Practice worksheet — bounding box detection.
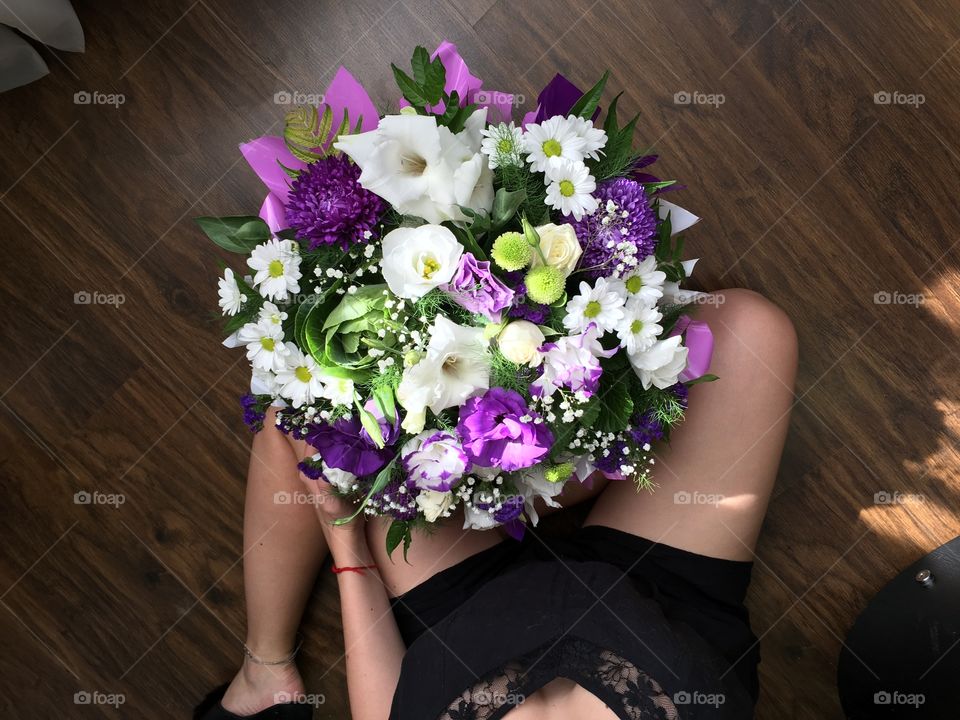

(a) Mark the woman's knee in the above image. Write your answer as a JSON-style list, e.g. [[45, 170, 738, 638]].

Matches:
[[702, 288, 798, 379]]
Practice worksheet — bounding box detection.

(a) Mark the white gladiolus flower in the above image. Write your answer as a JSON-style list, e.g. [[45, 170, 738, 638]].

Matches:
[[417, 490, 455, 522], [334, 109, 493, 223], [275, 343, 326, 408], [218, 267, 246, 316], [629, 335, 689, 390], [380, 224, 464, 300], [522, 115, 587, 172], [530, 223, 582, 277], [617, 303, 663, 355], [237, 319, 288, 373], [247, 238, 301, 302], [544, 157, 598, 221], [563, 277, 626, 335], [396, 317, 490, 433], [497, 320, 545, 367]]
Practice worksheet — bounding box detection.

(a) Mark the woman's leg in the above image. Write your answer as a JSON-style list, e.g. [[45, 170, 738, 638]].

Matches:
[[220, 407, 328, 715], [586, 289, 798, 560]]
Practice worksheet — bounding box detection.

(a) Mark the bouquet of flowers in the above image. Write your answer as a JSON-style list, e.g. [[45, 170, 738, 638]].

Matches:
[[203, 42, 715, 554]]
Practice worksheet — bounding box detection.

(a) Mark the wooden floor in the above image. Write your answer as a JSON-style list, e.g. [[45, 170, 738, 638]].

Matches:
[[2, 0, 959, 717]]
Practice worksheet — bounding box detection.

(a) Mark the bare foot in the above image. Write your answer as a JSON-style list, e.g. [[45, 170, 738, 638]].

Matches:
[[220, 659, 305, 716]]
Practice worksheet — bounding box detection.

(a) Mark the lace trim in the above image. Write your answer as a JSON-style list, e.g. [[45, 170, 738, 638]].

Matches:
[[437, 637, 678, 720]]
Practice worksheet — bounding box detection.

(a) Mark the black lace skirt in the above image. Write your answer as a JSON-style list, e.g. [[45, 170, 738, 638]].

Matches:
[[390, 525, 761, 708]]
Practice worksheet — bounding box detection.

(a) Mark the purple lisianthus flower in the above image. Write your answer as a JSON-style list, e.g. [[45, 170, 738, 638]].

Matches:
[[571, 178, 657, 278], [457, 388, 553, 471], [285, 154, 384, 250], [401, 430, 469, 492], [531, 325, 616, 399], [303, 409, 396, 477], [443, 252, 515, 321]]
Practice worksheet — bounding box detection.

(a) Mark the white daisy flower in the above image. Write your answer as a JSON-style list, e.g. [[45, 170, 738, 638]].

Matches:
[[570, 116, 608, 160], [258, 301, 288, 327], [319, 372, 356, 407], [480, 121, 524, 169], [622, 255, 667, 308], [275, 343, 325, 408], [617, 303, 663, 355], [217, 267, 246, 316], [544, 157, 598, 221], [522, 115, 587, 172], [237, 320, 288, 373], [563, 277, 626, 335], [248, 238, 302, 302]]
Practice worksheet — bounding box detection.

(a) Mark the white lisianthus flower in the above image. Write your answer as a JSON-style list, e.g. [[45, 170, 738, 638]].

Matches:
[[570, 116, 608, 160], [218, 268, 246, 316], [334, 109, 493, 223], [522, 115, 587, 172], [530, 223, 582, 277], [416, 489, 455, 522], [622, 255, 667, 308], [237, 319, 288, 373], [381, 225, 464, 300], [629, 335, 689, 390], [544, 157, 598, 221], [401, 430, 469, 492], [617, 303, 663, 355], [396, 316, 490, 433], [258, 301, 288, 327], [275, 342, 326, 408], [248, 238, 301, 302], [319, 459, 357, 493], [497, 320, 545, 367], [480, 121, 524, 169], [563, 277, 626, 335]]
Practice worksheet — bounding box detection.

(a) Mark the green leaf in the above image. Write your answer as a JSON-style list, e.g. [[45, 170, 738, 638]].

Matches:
[[594, 359, 635, 434], [196, 216, 270, 253], [603, 92, 623, 136], [424, 56, 446, 105], [385, 520, 413, 561], [411, 46, 431, 87], [643, 180, 677, 193], [391, 64, 429, 107], [373, 384, 397, 424], [685, 373, 719, 387], [321, 284, 387, 332], [491, 188, 526, 230], [569, 71, 610, 119]]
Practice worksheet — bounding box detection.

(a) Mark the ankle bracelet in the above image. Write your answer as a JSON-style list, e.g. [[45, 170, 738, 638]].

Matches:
[[243, 636, 302, 666]]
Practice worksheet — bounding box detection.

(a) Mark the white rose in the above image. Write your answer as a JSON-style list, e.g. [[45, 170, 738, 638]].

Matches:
[[531, 223, 582, 277], [381, 225, 464, 300], [497, 320, 545, 367], [628, 335, 689, 390], [334, 109, 493, 224], [416, 490, 454, 522]]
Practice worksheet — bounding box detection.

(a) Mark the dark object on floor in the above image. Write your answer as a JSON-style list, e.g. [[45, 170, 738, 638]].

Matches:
[[838, 535, 960, 719], [193, 683, 312, 720]]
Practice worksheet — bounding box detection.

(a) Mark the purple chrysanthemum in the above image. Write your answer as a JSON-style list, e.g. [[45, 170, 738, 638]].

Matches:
[[285, 155, 384, 250], [571, 178, 658, 278]]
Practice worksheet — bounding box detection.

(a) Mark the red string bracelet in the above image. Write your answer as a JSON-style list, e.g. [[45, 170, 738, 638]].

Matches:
[[331, 564, 379, 575]]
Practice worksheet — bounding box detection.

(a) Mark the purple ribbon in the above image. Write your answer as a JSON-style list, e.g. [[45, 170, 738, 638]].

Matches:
[[670, 315, 714, 382]]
